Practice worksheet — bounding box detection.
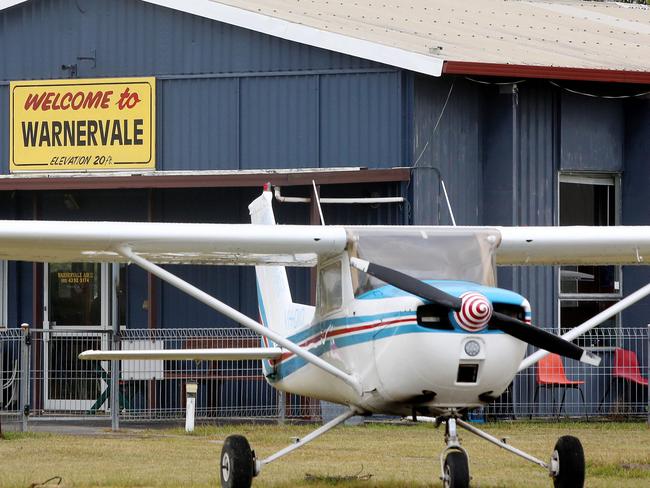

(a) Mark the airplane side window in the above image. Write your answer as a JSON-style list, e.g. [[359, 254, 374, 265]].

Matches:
[[318, 261, 342, 315]]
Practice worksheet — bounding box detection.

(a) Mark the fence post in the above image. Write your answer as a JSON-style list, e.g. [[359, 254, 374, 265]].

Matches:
[[110, 334, 120, 432], [647, 325, 649, 426], [111, 263, 120, 432], [20, 323, 30, 433]]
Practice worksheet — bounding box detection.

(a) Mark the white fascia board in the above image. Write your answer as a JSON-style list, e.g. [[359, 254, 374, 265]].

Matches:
[[142, 0, 443, 77], [0, 0, 29, 10]]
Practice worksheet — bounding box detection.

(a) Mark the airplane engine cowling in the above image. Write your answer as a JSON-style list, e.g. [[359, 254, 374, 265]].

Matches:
[[371, 330, 527, 408]]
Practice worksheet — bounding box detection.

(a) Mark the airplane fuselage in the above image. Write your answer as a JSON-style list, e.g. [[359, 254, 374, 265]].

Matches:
[[264, 281, 530, 416]]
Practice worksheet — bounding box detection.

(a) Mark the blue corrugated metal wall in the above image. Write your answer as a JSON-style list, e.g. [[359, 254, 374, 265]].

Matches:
[[512, 83, 557, 330], [560, 92, 623, 172], [480, 81, 556, 328], [622, 100, 650, 326], [411, 76, 482, 226], [412, 77, 650, 330], [0, 0, 405, 173], [0, 0, 377, 79]]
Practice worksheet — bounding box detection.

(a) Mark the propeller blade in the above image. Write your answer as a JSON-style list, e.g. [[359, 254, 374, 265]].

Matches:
[[350, 257, 601, 367], [491, 312, 601, 366], [350, 257, 461, 310]]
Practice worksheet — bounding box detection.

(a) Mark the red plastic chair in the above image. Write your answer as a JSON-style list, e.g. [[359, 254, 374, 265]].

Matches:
[[534, 353, 586, 417], [600, 348, 648, 411], [613, 348, 648, 386]]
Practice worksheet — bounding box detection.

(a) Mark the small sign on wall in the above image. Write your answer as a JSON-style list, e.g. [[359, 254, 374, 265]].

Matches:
[[121, 340, 164, 381], [9, 77, 156, 172]]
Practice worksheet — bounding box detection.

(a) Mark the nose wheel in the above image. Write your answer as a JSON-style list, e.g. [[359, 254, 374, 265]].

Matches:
[[443, 450, 470, 488]]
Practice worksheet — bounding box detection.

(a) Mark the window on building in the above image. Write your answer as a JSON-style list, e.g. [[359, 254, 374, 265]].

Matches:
[[558, 174, 620, 347]]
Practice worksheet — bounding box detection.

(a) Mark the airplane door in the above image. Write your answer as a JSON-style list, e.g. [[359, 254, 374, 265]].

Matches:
[[43, 262, 112, 411]]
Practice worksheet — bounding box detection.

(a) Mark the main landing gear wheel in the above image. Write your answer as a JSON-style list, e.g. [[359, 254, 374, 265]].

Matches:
[[443, 451, 470, 488], [550, 435, 585, 488], [220, 435, 255, 488]]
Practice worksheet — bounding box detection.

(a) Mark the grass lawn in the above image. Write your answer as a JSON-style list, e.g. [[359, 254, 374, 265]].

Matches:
[[1, 421, 649, 487]]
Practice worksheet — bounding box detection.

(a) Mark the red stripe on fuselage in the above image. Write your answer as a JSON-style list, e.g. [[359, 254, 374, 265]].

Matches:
[[271, 316, 416, 365]]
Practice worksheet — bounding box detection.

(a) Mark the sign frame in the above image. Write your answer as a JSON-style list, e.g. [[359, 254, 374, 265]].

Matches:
[[9, 76, 156, 172]]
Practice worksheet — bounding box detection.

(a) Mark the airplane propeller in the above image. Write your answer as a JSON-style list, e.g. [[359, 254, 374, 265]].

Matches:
[[350, 257, 601, 367]]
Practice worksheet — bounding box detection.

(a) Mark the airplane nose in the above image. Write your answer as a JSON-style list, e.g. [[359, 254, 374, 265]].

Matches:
[[452, 292, 492, 332]]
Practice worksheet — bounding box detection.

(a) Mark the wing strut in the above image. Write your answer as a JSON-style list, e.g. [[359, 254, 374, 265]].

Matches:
[[116, 245, 362, 394]]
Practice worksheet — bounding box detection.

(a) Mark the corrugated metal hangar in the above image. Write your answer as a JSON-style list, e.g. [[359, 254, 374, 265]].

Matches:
[[0, 0, 649, 411]]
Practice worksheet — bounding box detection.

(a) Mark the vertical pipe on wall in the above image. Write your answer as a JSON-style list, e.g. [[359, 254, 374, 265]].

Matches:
[[147, 188, 157, 330], [316, 75, 321, 168], [31, 194, 42, 412], [146, 189, 157, 411], [510, 85, 520, 296], [511, 84, 519, 227]]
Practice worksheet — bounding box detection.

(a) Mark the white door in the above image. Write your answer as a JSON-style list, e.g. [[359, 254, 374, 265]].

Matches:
[[43, 262, 111, 411]]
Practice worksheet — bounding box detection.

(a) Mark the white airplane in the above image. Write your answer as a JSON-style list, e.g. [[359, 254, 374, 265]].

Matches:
[[1, 186, 650, 488]]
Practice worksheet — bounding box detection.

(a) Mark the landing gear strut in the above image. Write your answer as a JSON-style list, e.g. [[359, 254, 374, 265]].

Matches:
[[435, 413, 585, 488], [439, 417, 470, 488], [218, 408, 357, 488]]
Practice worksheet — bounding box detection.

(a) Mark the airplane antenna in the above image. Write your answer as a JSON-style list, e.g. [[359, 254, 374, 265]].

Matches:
[[312, 180, 325, 226], [440, 179, 456, 226]]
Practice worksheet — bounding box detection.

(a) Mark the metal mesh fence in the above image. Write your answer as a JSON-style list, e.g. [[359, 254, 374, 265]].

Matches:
[[484, 327, 649, 420], [1, 326, 647, 429], [0, 328, 23, 427], [118, 328, 319, 421]]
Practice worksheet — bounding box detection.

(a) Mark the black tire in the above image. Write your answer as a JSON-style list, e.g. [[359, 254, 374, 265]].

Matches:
[[443, 451, 470, 488], [552, 435, 585, 488], [220, 435, 254, 488]]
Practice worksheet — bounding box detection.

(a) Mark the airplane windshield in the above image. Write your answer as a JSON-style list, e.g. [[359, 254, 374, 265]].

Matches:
[[345, 227, 500, 296]]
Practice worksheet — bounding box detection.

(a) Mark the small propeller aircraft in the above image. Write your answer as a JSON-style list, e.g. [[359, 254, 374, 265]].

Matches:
[[2, 186, 650, 488]]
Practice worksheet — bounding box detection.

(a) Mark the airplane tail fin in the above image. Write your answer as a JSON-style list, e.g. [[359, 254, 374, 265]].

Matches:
[[249, 189, 313, 338]]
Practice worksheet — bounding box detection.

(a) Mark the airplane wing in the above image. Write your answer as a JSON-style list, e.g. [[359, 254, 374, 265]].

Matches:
[[344, 225, 650, 266], [0, 221, 648, 266], [79, 347, 283, 361], [0, 220, 347, 266], [495, 226, 650, 265]]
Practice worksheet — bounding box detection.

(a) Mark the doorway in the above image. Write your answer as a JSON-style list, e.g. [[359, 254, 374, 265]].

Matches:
[[42, 262, 121, 411]]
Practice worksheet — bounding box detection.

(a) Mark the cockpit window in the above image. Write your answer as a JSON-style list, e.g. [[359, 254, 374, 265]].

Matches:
[[318, 260, 342, 315], [346, 227, 500, 296]]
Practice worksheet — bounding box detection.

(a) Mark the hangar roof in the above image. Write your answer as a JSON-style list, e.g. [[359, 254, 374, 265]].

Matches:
[[2, 0, 650, 81]]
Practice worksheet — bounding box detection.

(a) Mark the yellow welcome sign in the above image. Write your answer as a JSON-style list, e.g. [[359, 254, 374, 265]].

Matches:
[[10, 77, 156, 172]]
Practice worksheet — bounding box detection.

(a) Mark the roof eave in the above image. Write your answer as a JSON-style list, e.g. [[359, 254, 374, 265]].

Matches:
[[443, 61, 650, 85]]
